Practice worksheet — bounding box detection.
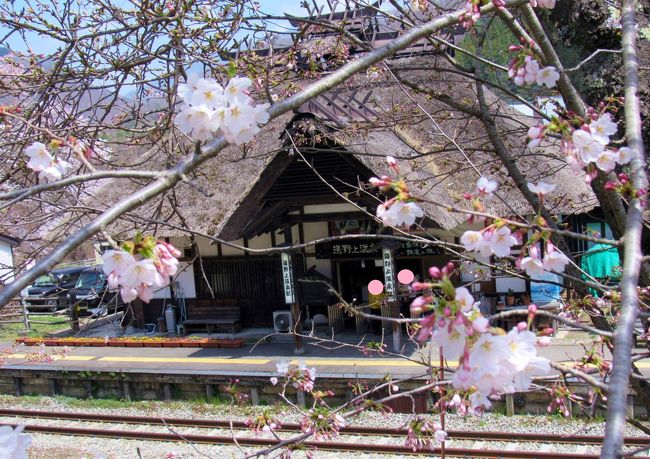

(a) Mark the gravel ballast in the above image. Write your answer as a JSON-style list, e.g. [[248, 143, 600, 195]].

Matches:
[[0, 395, 647, 458]]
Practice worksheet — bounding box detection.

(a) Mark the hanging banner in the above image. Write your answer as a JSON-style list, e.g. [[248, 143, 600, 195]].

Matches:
[[382, 248, 395, 299], [281, 253, 295, 304]]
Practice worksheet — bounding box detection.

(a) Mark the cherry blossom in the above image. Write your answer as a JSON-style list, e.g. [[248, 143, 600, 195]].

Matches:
[[24, 142, 52, 170], [489, 226, 518, 257], [24, 142, 71, 182], [476, 176, 497, 197], [595, 149, 619, 173], [377, 200, 423, 227], [536, 66, 560, 88], [0, 424, 32, 459], [455, 287, 477, 312], [527, 181, 556, 195], [590, 113, 618, 145], [460, 230, 485, 252], [618, 146, 636, 164], [520, 245, 545, 277], [190, 78, 225, 108], [542, 241, 571, 272], [527, 125, 545, 147], [433, 319, 467, 360], [174, 75, 268, 145]]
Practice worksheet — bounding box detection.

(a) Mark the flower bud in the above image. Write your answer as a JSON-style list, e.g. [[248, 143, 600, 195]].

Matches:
[[428, 266, 441, 279]]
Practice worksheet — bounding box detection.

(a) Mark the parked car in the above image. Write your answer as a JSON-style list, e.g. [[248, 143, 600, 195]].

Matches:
[[68, 266, 122, 315], [22, 266, 89, 312]]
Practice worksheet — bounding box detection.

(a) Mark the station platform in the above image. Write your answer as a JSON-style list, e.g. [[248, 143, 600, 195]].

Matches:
[[2, 337, 649, 379]]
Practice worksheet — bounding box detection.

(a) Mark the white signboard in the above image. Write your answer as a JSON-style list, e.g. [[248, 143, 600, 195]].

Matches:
[[382, 248, 395, 299], [281, 253, 295, 304]]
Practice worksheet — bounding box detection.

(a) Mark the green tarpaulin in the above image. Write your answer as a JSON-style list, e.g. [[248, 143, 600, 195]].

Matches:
[[581, 244, 621, 296]]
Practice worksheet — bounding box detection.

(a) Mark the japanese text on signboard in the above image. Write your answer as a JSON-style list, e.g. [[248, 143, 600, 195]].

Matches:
[[281, 253, 295, 304]]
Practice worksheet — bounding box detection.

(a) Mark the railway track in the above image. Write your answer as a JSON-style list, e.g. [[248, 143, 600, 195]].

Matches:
[[1, 408, 649, 458]]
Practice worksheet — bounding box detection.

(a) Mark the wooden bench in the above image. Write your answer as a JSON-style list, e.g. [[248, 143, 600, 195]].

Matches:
[[182, 300, 242, 335]]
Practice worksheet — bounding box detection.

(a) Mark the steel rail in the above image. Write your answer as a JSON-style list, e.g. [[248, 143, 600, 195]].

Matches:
[[1, 408, 649, 448], [3, 421, 647, 459]]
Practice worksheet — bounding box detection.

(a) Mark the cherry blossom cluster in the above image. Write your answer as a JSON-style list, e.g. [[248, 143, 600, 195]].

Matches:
[[519, 240, 570, 277], [101, 236, 180, 303], [361, 340, 386, 357], [547, 382, 573, 417], [174, 74, 269, 145], [370, 157, 424, 227], [24, 141, 71, 182], [0, 424, 32, 458], [528, 106, 639, 183], [404, 417, 447, 452], [508, 44, 559, 88], [605, 172, 648, 206], [222, 378, 249, 405], [409, 265, 551, 409], [299, 406, 347, 440], [245, 410, 282, 435], [274, 360, 317, 392]]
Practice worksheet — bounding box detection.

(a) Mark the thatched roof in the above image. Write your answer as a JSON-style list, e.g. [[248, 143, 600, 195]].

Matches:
[[90, 55, 595, 241]]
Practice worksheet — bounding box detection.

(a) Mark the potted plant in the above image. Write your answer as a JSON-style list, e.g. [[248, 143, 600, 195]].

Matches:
[[182, 336, 207, 347], [161, 337, 185, 348], [200, 338, 221, 349], [505, 289, 516, 307]]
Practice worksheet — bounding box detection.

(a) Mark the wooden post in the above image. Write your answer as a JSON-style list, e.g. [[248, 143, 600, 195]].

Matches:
[[21, 298, 30, 332], [250, 387, 260, 405], [205, 383, 214, 401], [70, 304, 80, 332], [123, 381, 132, 401], [281, 226, 303, 355], [382, 249, 401, 353], [132, 299, 146, 329], [505, 394, 515, 416]]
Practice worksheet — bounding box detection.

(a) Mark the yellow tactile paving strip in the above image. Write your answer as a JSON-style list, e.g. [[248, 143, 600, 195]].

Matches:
[[3, 354, 649, 368]]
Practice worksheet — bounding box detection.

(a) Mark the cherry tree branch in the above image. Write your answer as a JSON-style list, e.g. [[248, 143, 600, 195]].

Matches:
[[602, 0, 649, 456]]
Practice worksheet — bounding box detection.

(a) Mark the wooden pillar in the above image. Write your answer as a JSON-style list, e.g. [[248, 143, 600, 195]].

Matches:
[[250, 387, 260, 405], [162, 383, 172, 401], [205, 383, 214, 401], [282, 226, 303, 355], [123, 381, 132, 401], [382, 248, 402, 352], [70, 304, 80, 332], [132, 299, 146, 329]]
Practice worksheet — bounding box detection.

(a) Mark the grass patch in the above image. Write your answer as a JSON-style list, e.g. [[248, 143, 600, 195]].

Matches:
[[0, 314, 70, 341]]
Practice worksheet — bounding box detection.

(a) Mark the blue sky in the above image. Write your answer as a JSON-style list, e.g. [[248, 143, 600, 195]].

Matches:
[[1, 0, 338, 54]]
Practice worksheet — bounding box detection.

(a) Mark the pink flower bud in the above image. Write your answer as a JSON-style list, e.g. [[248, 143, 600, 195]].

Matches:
[[428, 266, 441, 279], [604, 181, 617, 191], [516, 321, 528, 331], [528, 304, 538, 314]]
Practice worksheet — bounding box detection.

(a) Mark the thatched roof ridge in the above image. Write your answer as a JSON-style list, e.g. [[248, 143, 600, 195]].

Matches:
[[91, 56, 596, 241]]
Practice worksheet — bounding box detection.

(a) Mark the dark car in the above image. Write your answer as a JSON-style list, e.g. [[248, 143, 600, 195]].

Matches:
[[68, 266, 122, 315], [22, 266, 88, 312]]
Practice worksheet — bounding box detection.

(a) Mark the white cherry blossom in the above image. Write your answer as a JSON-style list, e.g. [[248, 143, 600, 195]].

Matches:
[[460, 230, 485, 252], [476, 176, 497, 197], [521, 246, 545, 277], [177, 73, 202, 104], [433, 319, 467, 360], [25, 142, 53, 171], [542, 242, 570, 273], [536, 66, 560, 88], [224, 76, 252, 103], [190, 78, 225, 108], [377, 201, 423, 227], [455, 287, 476, 312], [527, 181, 556, 195], [123, 258, 165, 288], [489, 226, 517, 257], [102, 249, 137, 275], [589, 113, 617, 145], [618, 147, 636, 164], [595, 149, 619, 172]]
